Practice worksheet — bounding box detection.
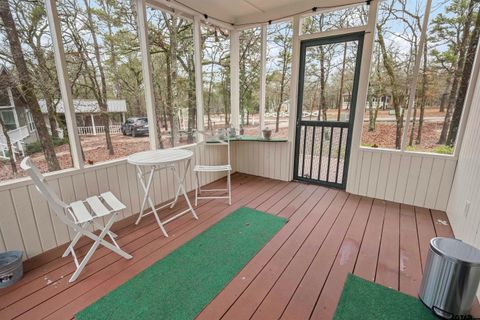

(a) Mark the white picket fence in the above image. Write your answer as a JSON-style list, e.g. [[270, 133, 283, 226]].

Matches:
[[77, 125, 122, 136]]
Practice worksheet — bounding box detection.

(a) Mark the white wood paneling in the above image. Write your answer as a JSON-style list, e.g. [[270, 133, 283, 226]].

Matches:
[[446, 65, 480, 298], [0, 144, 226, 260], [348, 148, 457, 211], [448, 66, 480, 249], [232, 141, 291, 181]]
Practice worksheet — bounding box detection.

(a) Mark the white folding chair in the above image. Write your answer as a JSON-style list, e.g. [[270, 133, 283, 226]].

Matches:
[[194, 128, 232, 206], [20, 157, 132, 282]]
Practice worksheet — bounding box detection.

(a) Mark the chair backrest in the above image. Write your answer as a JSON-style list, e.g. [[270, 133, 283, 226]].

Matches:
[[20, 157, 73, 225], [196, 128, 231, 166]]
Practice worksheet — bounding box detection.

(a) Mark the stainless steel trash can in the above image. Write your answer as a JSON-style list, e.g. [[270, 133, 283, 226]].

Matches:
[[419, 237, 480, 318]]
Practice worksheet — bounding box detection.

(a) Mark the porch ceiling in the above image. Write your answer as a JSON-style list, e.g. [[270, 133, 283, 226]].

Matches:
[[156, 0, 364, 25]]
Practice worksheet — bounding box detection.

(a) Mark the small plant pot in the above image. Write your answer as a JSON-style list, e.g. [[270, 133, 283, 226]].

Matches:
[[216, 128, 225, 140], [229, 127, 236, 138], [262, 129, 272, 140]]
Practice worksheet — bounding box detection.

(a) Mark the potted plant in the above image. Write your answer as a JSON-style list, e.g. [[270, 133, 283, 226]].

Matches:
[[262, 127, 272, 140]]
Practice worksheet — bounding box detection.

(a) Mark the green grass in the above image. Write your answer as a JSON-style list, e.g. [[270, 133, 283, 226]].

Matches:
[[433, 145, 454, 155], [25, 137, 68, 155], [76, 207, 287, 320], [334, 274, 436, 320]]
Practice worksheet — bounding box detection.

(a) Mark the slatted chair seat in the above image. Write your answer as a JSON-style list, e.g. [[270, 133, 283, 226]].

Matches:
[[69, 192, 126, 224], [20, 157, 132, 283]]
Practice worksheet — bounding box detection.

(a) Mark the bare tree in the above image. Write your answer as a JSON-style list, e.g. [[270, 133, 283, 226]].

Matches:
[[82, 0, 114, 155], [0, 115, 16, 173], [438, 0, 475, 144], [0, 0, 59, 170], [447, 3, 480, 146]]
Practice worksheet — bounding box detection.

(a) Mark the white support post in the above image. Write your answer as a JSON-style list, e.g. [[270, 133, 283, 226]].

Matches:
[[90, 114, 96, 135], [287, 16, 301, 181], [345, 0, 379, 192], [122, 112, 126, 123], [230, 29, 240, 130], [400, 0, 433, 151], [259, 24, 267, 132], [136, 0, 159, 150], [193, 16, 204, 136], [45, 0, 83, 169]]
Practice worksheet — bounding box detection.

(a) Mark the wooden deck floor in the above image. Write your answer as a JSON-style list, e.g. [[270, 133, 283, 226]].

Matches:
[[0, 173, 477, 319]]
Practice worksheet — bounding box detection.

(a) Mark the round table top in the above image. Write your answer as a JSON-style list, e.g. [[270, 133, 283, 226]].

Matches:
[[127, 149, 193, 166]]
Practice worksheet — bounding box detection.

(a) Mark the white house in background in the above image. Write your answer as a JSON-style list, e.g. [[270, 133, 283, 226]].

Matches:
[[39, 99, 127, 135], [0, 69, 37, 160]]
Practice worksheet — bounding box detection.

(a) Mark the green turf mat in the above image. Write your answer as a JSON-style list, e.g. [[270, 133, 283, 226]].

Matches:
[[77, 207, 287, 320], [334, 274, 436, 320]]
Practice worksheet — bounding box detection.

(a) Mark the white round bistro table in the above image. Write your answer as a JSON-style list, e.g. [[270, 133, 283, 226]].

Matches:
[[127, 149, 198, 237]]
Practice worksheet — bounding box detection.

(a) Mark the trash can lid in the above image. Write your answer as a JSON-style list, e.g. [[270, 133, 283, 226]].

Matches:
[[431, 237, 480, 265]]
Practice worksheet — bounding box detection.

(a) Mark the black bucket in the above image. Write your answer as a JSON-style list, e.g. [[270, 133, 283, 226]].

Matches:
[[0, 251, 23, 289]]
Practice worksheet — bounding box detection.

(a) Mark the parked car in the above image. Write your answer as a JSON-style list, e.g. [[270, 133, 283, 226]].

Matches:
[[121, 117, 149, 137]]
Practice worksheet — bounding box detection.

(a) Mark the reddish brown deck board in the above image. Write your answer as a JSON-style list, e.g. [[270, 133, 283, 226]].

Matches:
[[353, 198, 386, 281], [250, 193, 358, 320], [309, 197, 373, 320], [431, 209, 455, 238], [399, 204, 423, 297], [0, 175, 475, 320], [278, 194, 361, 320], [415, 207, 436, 271], [375, 201, 400, 290]]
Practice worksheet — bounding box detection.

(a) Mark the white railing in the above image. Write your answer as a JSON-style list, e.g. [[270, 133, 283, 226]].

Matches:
[[0, 125, 29, 144], [77, 125, 122, 136], [0, 139, 25, 161], [0, 126, 29, 161]]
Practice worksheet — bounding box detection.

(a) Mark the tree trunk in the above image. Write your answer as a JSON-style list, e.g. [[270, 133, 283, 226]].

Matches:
[[169, 17, 179, 146], [337, 42, 348, 121], [46, 97, 58, 139], [0, 0, 59, 170], [320, 46, 327, 121], [409, 104, 417, 146], [101, 0, 121, 98], [377, 25, 404, 149], [165, 52, 175, 145], [187, 56, 195, 144], [84, 0, 114, 155], [0, 116, 17, 174], [28, 35, 59, 139], [368, 93, 375, 131], [446, 5, 480, 146], [439, 91, 448, 112], [276, 37, 289, 132], [438, 0, 474, 144], [416, 41, 429, 145]]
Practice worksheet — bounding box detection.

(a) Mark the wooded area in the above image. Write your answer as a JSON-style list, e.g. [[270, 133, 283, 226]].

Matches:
[[365, 0, 480, 152], [0, 0, 479, 181]]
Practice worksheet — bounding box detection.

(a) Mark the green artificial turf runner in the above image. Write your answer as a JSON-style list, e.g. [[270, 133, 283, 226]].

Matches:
[[76, 207, 287, 320], [334, 274, 436, 320]]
